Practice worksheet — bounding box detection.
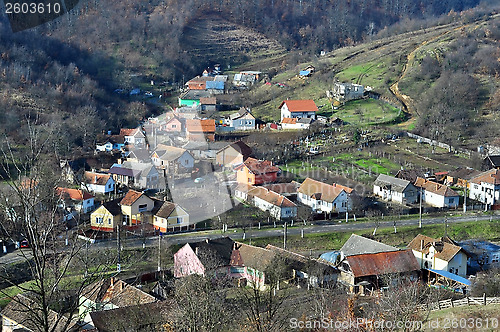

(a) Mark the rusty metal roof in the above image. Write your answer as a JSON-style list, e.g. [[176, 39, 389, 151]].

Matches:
[[346, 249, 420, 278]]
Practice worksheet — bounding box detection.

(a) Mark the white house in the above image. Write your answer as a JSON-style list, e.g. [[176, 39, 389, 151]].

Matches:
[[120, 128, 146, 148], [297, 178, 351, 213], [151, 145, 195, 173], [247, 186, 297, 220], [56, 187, 95, 214], [83, 171, 115, 194], [279, 100, 318, 121], [408, 234, 469, 277], [468, 168, 500, 209], [373, 174, 418, 204], [414, 177, 459, 208], [280, 117, 314, 130]]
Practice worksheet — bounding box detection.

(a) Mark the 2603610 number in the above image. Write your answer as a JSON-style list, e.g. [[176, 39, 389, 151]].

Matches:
[[5, 2, 61, 14]]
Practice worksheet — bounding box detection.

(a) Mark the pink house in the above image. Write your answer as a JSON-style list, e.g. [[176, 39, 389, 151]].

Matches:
[[173, 237, 273, 289], [162, 116, 183, 133]]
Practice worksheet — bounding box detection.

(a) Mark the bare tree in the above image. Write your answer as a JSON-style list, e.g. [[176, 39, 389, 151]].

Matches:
[[0, 120, 108, 332], [237, 256, 291, 332]]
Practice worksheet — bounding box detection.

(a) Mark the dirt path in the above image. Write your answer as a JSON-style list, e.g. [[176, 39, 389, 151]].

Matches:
[[392, 14, 500, 128]]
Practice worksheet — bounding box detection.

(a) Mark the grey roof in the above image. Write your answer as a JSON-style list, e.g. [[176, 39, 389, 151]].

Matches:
[[374, 174, 412, 193], [340, 234, 398, 257]]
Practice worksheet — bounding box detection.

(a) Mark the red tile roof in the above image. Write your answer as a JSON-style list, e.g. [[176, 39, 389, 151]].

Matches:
[[247, 187, 296, 208], [186, 119, 216, 133], [347, 250, 420, 278], [84, 172, 111, 185], [239, 157, 279, 175], [120, 190, 143, 206], [119, 128, 138, 136], [56, 187, 93, 201], [470, 168, 500, 185], [279, 100, 318, 113], [414, 177, 459, 197], [281, 117, 297, 124]]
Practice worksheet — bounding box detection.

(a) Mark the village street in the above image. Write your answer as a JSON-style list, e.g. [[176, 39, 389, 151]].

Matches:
[[1, 213, 498, 265]]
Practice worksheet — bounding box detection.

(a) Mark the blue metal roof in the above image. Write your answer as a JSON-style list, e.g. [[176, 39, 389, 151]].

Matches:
[[319, 251, 341, 264], [300, 70, 311, 76], [427, 268, 471, 286], [206, 81, 224, 90]]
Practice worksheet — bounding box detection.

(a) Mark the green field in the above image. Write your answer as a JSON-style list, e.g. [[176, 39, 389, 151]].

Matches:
[[334, 99, 402, 125]]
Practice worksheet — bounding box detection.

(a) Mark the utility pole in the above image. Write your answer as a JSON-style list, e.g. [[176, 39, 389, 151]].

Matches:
[[419, 186, 423, 228], [463, 182, 467, 213], [157, 231, 161, 272], [117, 223, 121, 273], [283, 222, 287, 249]]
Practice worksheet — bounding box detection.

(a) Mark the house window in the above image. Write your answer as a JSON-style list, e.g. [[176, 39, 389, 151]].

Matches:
[[184, 159, 189, 165], [177, 217, 183, 224], [248, 178, 252, 183], [172, 124, 177, 128], [108, 218, 112, 225], [123, 215, 130, 225], [138, 204, 148, 212], [95, 217, 103, 224]]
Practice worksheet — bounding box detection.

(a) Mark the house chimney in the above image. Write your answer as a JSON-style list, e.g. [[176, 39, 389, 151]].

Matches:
[[420, 239, 424, 251], [205, 238, 209, 243], [94, 176, 98, 184], [110, 277, 115, 286], [195, 247, 199, 256]]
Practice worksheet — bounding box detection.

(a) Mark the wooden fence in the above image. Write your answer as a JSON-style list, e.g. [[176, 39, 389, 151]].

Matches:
[[416, 296, 500, 312]]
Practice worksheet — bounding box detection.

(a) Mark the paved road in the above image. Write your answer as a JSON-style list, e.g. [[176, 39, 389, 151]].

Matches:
[[1, 213, 498, 265]]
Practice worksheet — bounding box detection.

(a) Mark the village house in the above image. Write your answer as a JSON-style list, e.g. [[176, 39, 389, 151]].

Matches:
[[89, 301, 175, 332], [297, 177, 351, 214], [82, 171, 115, 195], [119, 189, 156, 227], [235, 157, 279, 185], [151, 145, 195, 174], [246, 186, 297, 220], [161, 116, 183, 133], [373, 174, 418, 204], [56, 187, 95, 214], [280, 117, 314, 130], [279, 99, 318, 121], [331, 82, 364, 102], [445, 168, 481, 188], [178, 90, 210, 107], [95, 133, 125, 153], [152, 200, 191, 233], [182, 141, 228, 159], [215, 140, 252, 168], [407, 234, 469, 277], [199, 97, 218, 112], [223, 108, 256, 131], [459, 239, 500, 271], [79, 277, 156, 329], [108, 161, 160, 190], [2, 293, 79, 332], [414, 177, 460, 208], [337, 249, 420, 294], [126, 149, 151, 163], [468, 168, 500, 209], [233, 71, 261, 87], [266, 245, 338, 288], [261, 181, 300, 198], [120, 128, 146, 149], [185, 119, 216, 142], [90, 198, 122, 231], [173, 238, 275, 289], [319, 235, 419, 294], [482, 155, 500, 170]]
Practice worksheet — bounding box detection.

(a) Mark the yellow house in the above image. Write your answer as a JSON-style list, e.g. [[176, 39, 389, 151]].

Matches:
[[153, 201, 190, 232], [120, 190, 155, 226], [90, 198, 122, 232]]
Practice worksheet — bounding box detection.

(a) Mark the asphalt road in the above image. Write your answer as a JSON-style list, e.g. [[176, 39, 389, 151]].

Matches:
[[1, 213, 498, 265]]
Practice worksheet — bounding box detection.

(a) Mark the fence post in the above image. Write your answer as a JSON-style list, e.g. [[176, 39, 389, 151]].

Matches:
[[484, 293, 486, 305]]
